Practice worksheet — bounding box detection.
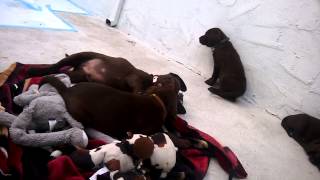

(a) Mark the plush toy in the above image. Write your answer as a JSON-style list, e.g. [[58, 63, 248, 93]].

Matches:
[[97, 169, 147, 180], [0, 74, 88, 148], [127, 133, 177, 179], [71, 132, 177, 180], [70, 134, 154, 171]]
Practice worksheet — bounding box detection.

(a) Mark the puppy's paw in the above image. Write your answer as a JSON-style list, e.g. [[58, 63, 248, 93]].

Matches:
[[208, 86, 218, 93], [205, 78, 215, 86]]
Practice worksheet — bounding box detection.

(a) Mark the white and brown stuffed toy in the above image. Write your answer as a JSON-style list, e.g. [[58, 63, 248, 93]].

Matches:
[[127, 133, 177, 178], [71, 134, 154, 179], [71, 132, 177, 180]]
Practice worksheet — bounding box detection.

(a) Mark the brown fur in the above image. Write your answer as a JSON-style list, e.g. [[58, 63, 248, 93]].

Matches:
[[28, 52, 186, 93], [105, 159, 121, 171], [282, 114, 320, 147], [199, 28, 246, 101], [282, 114, 320, 169], [41, 74, 181, 139], [132, 137, 155, 160], [28, 52, 187, 113]]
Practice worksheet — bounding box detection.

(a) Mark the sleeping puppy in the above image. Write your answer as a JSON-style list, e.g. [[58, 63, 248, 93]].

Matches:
[[282, 114, 320, 169], [27, 52, 187, 113], [41, 74, 181, 139], [199, 28, 246, 101]]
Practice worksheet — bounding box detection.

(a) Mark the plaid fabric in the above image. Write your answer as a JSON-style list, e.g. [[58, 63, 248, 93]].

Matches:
[[0, 63, 47, 114], [0, 63, 247, 180], [174, 117, 247, 179], [0, 136, 23, 180]]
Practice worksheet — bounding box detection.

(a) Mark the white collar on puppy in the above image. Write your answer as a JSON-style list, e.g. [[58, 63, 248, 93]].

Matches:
[[153, 75, 158, 83]]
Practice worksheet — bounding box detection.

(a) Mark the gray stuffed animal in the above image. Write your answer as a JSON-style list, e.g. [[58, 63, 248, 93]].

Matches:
[[0, 74, 88, 148]]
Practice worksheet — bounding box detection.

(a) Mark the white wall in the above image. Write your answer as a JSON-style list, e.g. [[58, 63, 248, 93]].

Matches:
[[116, 0, 320, 118]]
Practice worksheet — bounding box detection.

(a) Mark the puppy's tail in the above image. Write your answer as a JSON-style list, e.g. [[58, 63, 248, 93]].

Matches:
[[41, 75, 68, 95]]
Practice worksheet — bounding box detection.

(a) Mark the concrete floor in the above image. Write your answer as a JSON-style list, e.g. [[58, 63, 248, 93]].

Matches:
[[0, 13, 319, 180]]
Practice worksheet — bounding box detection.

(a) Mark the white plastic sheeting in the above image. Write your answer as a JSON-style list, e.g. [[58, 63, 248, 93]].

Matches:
[[0, 0, 88, 31]]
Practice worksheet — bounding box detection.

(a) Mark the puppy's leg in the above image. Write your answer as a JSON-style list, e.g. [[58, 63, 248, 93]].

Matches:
[[208, 86, 237, 101], [205, 64, 220, 86], [167, 132, 208, 149], [27, 52, 104, 77]]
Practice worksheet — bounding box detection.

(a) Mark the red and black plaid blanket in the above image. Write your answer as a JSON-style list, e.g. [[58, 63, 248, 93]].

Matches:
[[0, 63, 247, 180]]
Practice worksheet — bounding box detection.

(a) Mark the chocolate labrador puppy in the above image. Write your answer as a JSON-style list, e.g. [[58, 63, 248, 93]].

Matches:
[[282, 114, 320, 169], [199, 28, 246, 101], [41, 74, 181, 139], [28, 52, 187, 113]]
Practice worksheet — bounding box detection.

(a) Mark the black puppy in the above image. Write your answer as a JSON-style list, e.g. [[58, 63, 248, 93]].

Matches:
[[199, 28, 246, 101], [282, 114, 320, 169]]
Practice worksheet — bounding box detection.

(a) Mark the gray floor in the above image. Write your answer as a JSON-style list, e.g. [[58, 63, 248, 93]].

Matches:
[[0, 13, 319, 180]]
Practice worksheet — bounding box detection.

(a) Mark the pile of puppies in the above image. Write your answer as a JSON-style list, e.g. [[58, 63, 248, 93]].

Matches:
[[26, 49, 200, 178], [30, 52, 187, 139]]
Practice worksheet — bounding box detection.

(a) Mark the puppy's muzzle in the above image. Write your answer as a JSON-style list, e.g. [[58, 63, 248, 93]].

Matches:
[[199, 36, 206, 45]]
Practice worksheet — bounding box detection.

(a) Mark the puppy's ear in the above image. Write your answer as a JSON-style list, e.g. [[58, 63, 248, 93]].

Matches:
[[65, 53, 70, 57], [169, 73, 187, 92]]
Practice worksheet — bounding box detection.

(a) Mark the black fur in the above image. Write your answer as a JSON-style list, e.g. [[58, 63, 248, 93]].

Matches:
[[282, 114, 320, 170], [199, 28, 246, 101], [69, 149, 95, 170]]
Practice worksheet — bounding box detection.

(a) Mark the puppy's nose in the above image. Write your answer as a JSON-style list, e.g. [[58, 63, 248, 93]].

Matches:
[[199, 36, 205, 44]]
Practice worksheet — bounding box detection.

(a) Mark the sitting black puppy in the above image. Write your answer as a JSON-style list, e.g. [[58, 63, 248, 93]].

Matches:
[[199, 28, 246, 101], [282, 114, 320, 169]]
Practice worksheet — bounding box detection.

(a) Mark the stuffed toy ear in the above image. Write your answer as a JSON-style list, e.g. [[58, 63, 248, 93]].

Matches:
[[133, 137, 154, 160], [13, 85, 42, 107]]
